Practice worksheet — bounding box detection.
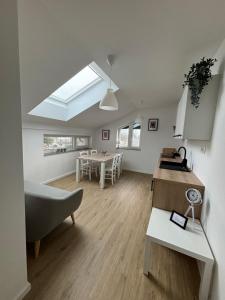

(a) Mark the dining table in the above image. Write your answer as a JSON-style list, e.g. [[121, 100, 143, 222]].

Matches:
[[76, 153, 117, 189]]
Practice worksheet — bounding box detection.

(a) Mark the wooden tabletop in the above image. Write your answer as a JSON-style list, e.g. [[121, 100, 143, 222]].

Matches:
[[153, 157, 204, 186], [78, 153, 117, 162]]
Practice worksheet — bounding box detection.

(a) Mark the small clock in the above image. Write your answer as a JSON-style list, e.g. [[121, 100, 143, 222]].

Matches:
[[185, 188, 202, 205], [185, 188, 202, 223]]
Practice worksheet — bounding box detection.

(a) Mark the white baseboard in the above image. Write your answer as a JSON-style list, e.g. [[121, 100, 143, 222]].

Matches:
[[42, 170, 75, 184], [15, 282, 31, 300], [41, 168, 150, 185], [123, 168, 151, 175]]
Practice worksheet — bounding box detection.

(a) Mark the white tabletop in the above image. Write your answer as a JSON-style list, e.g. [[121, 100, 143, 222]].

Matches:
[[78, 153, 117, 162], [147, 208, 214, 262]]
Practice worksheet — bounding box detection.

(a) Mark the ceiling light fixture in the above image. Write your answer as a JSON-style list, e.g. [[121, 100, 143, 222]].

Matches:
[[99, 55, 118, 111], [135, 113, 142, 123]]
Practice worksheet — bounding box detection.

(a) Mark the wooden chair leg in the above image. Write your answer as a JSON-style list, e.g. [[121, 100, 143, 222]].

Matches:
[[34, 240, 40, 259], [71, 213, 75, 225]]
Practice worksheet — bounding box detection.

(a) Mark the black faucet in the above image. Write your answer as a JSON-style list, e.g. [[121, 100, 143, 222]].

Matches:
[[178, 146, 187, 167]]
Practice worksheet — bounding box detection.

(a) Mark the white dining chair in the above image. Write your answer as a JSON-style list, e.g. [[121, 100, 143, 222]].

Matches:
[[80, 150, 89, 156], [116, 153, 123, 179], [90, 149, 98, 177], [79, 151, 91, 180], [90, 149, 97, 155], [104, 155, 118, 185]]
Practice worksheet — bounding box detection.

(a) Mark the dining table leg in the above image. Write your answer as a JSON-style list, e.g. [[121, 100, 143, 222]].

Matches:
[[76, 158, 80, 182], [100, 161, 105, 189]]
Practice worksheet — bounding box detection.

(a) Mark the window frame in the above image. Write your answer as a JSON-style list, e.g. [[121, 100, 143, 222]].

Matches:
[[43, 134, 92, 156], [116, 121, 142, 150], [50, 65, 102, 104], [75, 136, 90, 150]]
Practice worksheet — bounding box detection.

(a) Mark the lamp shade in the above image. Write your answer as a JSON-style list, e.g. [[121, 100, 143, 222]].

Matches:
[[135, 113, 142, 123], [99, 88, 118, 111]]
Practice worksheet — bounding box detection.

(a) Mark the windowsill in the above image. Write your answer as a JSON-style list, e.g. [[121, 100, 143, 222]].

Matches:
[[44, 147, 92, 157], [116, 147, 141, 151]]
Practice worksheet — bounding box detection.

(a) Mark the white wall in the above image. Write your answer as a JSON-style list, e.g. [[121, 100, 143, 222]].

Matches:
[[22, 123, 95, 183], [95, 105, 180, 174], [0, 1, 29, 299], [184, 39, 225, 300]]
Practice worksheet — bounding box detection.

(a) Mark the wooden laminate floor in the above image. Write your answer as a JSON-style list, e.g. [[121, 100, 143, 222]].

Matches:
[[25, 171, 199, 300]]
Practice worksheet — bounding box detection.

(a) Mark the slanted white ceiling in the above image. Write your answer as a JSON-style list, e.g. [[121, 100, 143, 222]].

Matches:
[[18, 0, 225, 128]]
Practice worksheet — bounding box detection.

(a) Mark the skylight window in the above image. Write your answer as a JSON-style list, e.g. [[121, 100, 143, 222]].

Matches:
[[50, 65, 101, 103], [29, 61, 119, 121]]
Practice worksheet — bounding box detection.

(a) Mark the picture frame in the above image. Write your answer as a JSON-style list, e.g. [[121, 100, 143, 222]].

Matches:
[[102, 129, 110, 140], [170, 210, 188, 229], [148, 118, 159, 131]]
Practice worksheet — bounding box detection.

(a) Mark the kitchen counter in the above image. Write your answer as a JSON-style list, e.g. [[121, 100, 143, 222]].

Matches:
[[152, 154, 204, 219], [153, 156, 204, 187]]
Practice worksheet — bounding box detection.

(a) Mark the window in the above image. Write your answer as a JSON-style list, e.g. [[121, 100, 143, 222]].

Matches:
[[49, 65, 101, 104], [29, 62, 119, 122], [118, 125, 129, 148], [117, 122, 141, 149], [75, 136, 89, 148], [44, 135, 91, 155], [131, 123, 141, 148]]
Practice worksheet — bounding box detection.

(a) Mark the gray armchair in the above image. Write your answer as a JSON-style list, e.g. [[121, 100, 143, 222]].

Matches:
[[24, 180, 83, 258]]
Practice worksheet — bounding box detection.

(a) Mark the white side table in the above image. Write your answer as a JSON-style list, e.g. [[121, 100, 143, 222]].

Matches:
[[144, 208, 214, 300]]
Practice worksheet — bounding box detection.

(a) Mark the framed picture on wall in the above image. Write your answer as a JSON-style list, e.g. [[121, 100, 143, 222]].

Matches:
[[102, 129, 110, 140], [148, 118, 159, 131]]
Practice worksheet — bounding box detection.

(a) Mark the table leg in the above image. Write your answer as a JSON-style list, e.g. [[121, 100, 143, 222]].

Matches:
[[76, 158, 80, 182], [143, 237, 151, 276], [100, 161, 105, 189], [199, 261, 213, 300]]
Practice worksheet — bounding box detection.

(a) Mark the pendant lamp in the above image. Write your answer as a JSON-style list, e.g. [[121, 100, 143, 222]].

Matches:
[[99, 55, 118, 111]]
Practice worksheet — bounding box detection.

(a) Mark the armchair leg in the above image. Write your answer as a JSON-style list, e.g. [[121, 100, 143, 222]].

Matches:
[[34, 240, 40, 258], [71, 213, 75, 225]]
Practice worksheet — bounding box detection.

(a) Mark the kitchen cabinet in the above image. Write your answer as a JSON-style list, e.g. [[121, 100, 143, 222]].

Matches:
[[152, 157, 205, 219], [174, 75, 220, 140]]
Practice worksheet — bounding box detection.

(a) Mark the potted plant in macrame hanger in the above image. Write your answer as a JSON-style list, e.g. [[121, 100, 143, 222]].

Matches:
[[183, 57, 217, 109]]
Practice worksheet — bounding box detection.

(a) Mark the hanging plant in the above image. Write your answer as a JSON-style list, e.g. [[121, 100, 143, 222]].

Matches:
[[183, 57, 217, 109]]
